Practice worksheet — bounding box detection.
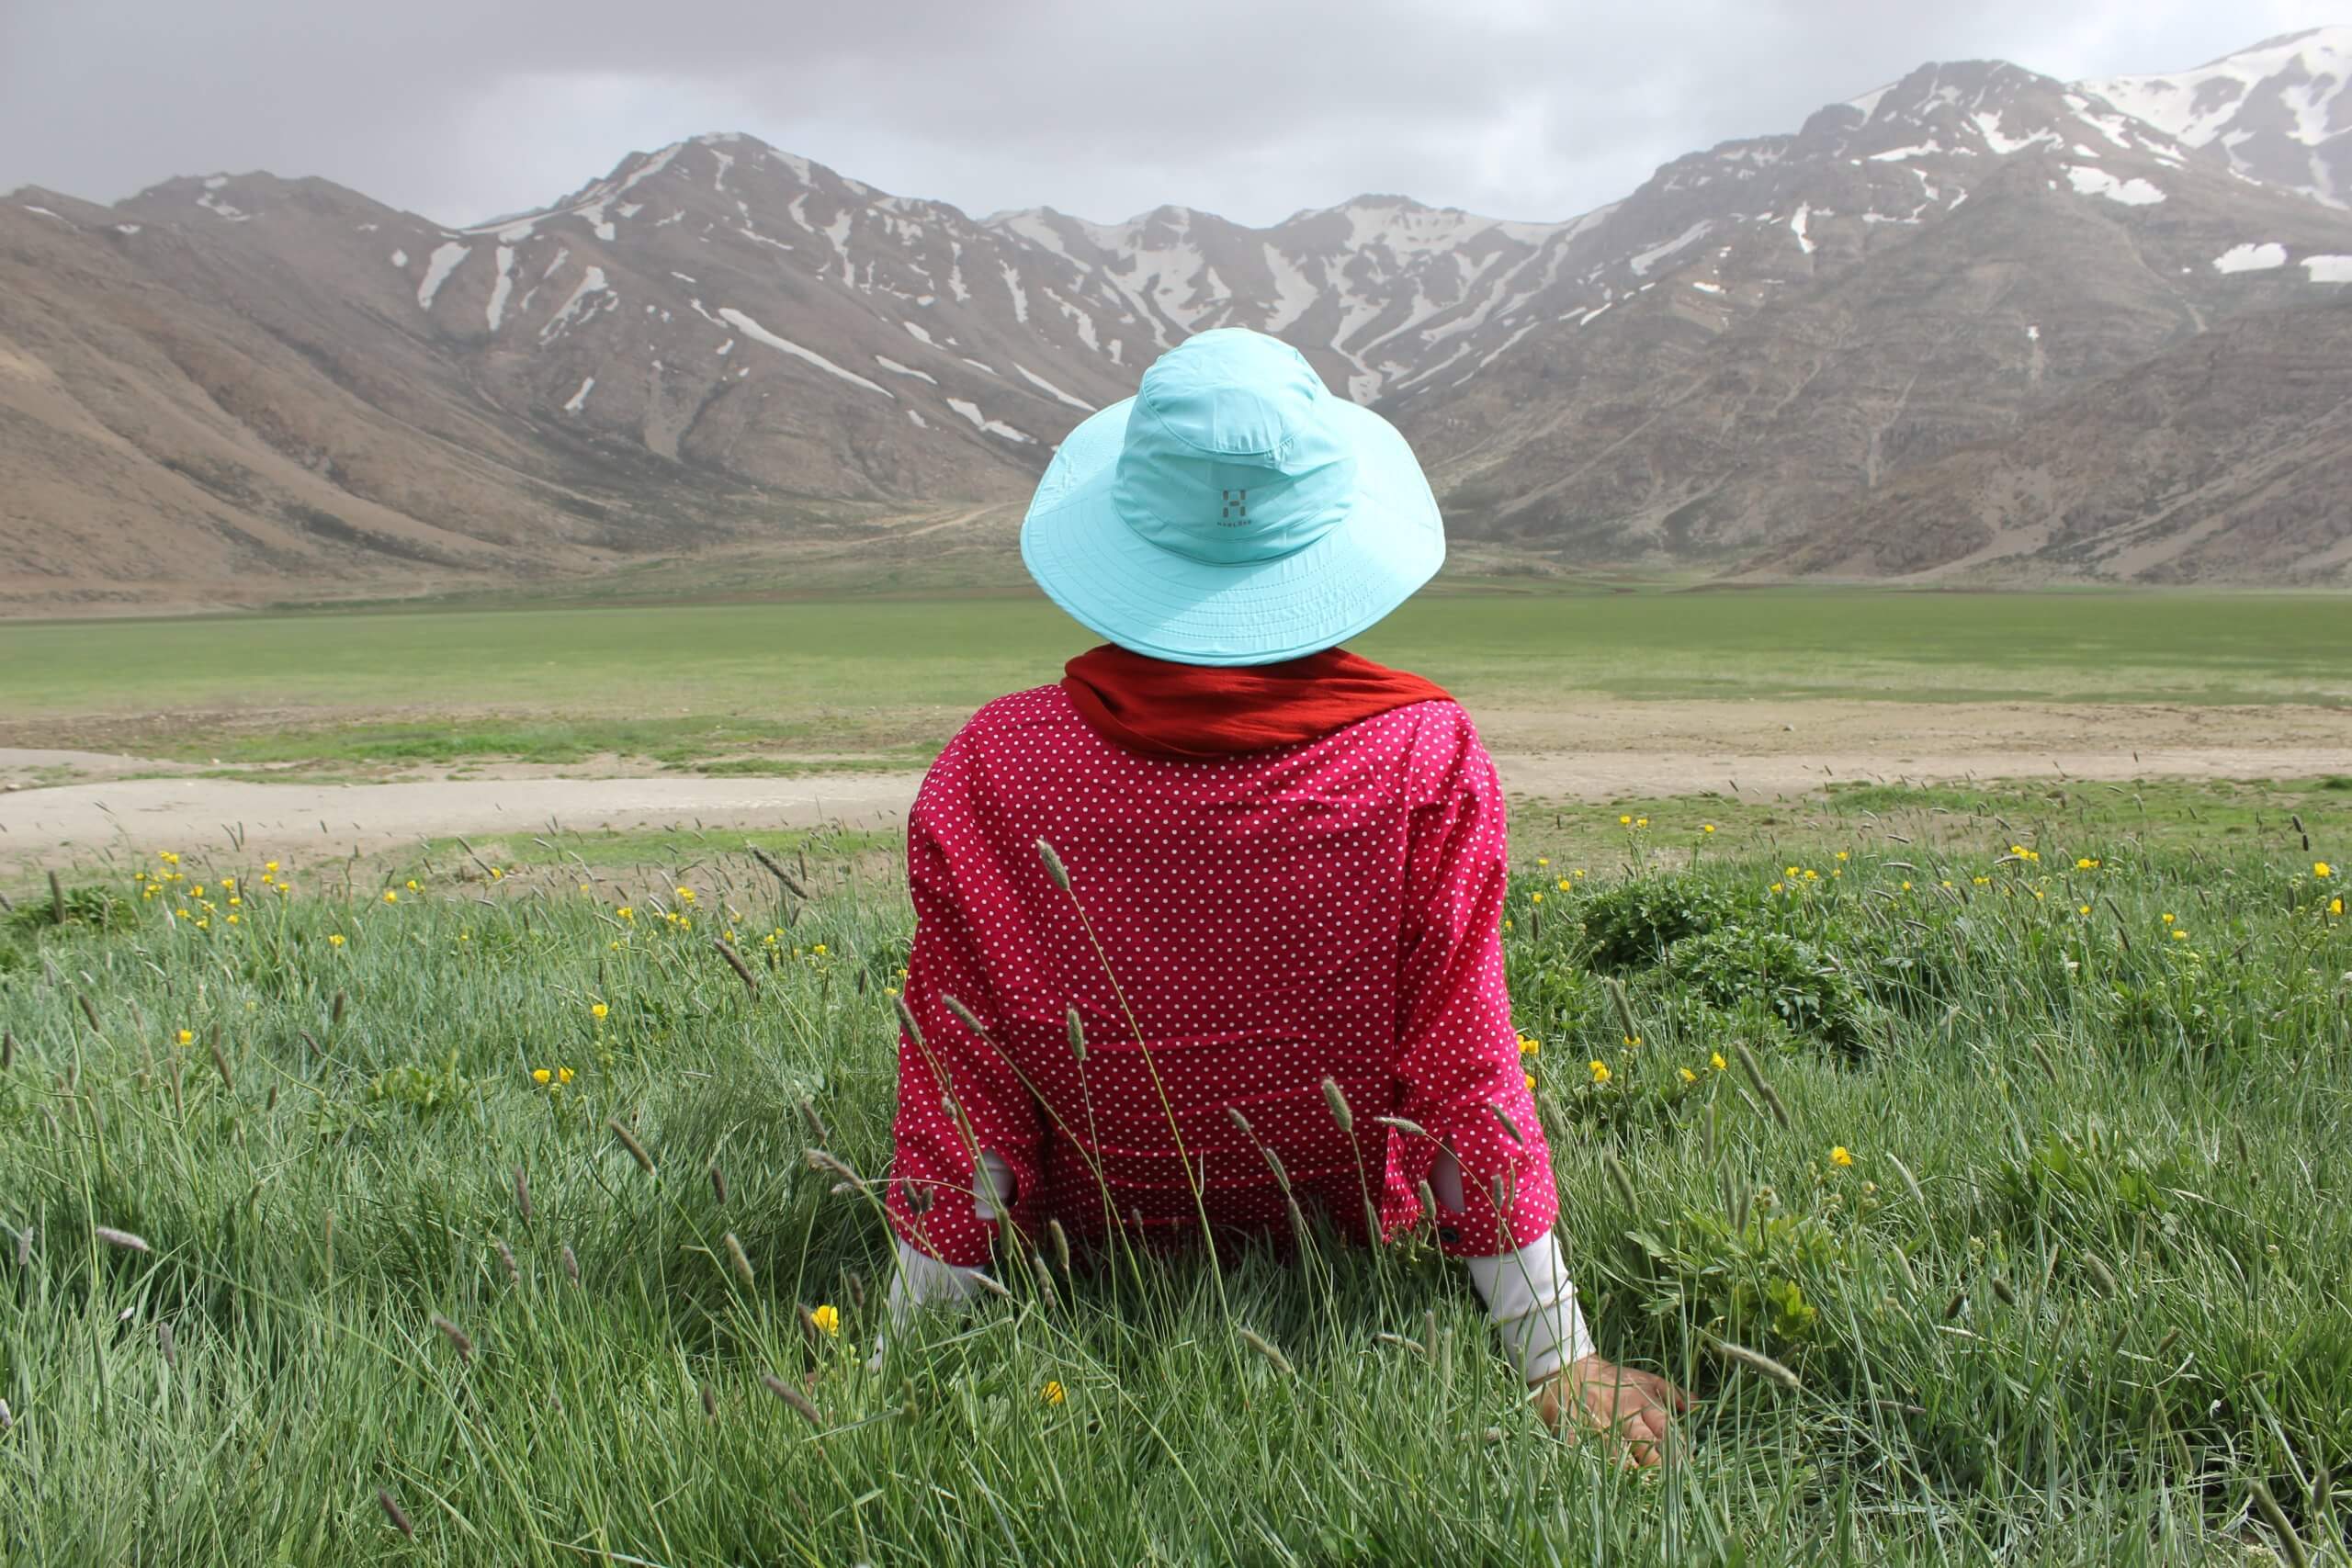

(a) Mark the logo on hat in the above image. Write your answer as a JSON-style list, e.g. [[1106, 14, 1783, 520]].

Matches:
[[1218, 488, 1250, 525]]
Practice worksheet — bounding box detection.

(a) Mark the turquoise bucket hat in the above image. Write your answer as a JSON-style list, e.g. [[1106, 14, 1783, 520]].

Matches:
[[1020, 327, 1444, 666]]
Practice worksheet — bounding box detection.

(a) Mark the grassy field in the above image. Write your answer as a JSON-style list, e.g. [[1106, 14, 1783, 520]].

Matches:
[[2, 589, 2346, 765], [2, 784, 2346, 1562]]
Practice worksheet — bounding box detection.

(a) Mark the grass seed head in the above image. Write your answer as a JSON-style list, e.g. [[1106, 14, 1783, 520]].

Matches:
[[156, 1319, 176, 1368], [95, 1225, 150, 1254], [561, 1245, 581, 1285], [1065, 1006, 1087, 1062], [376, 1487, 413, 1539], [2248, 1478, 2311, 1568], [708, 1161, 729, 1207], [805, 1147, 863, 1185], [700, 1382, 718, 1420], [1486, 1101, 1524, 1146], [798, 1098, 829, 1146], [492, 1236, 520, 1285], [763, 1371, 823, 1425], [1049, 1218, 1072, 1276], [1602, 1150, 1639, 1215], [723, 1231, 755, 1288], [1036, 839, 1070, 893], [893, 995, 925, 1051], [941, 994, 988, 1040], [1226, 1104, 1254, 1137], [1320, 1077, 1353, 1134], [1374, 1115, 1429, 1138], [430, 1313, 476, 1365], [1238, 1327, 1295, 1378], [605, 1118, 656, 1177], [512, 1166, 533, 1222], [1709, 1337, 1801, 1390]]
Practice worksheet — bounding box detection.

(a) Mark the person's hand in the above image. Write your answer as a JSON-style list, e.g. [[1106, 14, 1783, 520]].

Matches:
[[1531, 1354, 1692, 1467]]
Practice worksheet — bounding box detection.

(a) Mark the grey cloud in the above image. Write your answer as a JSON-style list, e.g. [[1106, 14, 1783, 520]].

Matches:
[[2, 0, 2338, 229]]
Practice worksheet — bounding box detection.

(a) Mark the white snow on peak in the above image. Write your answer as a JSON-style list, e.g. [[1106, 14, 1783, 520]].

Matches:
[[538, 265, 611, 343], [2304, 254, 2352, 281], [906, 407, 929, 429], [115, 221, 141, 234], [20, 204, 67, 222], [946, 397, 1035, 442], [1000, 260, 1031, 322], [390, 248, 409, 267], [496, 219, 537, 243], [416, 242, 471, 310], [902, 320, 937, 347], [1866, 141, 1943, 163], [2084, 28, 2352, 203], [1012, 363, 1095, 410], [1971, 112, 2060, 155], [1630, 220, 1712, 276], [487, 246, 516, 330], [718, 306, 895, 399], [874, 355, 937, 384], [562, 377, 594, 413], [1788, 203, 1815, 255], [2063, 165, 2165, 206], [203, 175, 228, 190], [196, 188, 250, 221], [2212, 242, 2289, 273]]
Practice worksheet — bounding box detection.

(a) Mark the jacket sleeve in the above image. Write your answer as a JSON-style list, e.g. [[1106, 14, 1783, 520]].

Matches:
[[884, 738, 1046, 1269], [1386, 715, 1559, 1258]]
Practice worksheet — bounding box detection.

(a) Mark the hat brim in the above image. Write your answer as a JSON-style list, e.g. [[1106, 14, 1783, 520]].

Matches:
[[1019, 397, 1444, 667]]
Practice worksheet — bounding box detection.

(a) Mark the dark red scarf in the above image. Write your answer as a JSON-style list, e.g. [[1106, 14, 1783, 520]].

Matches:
[[1062, 644, 1452, 760]]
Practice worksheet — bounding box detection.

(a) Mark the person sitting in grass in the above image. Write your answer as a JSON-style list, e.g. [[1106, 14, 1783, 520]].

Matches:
[[882, 327, 1689, 1463]]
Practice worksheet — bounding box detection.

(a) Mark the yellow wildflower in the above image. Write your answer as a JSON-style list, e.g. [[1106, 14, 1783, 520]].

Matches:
[[1634, 817, 1648, 829], [810, 1304, 841, 1337], [1587, 1059, 1611, 1085], [1830, 1145, 1854, 1168], [2078, 904, 2092, 917], [2329, 897, 2343, 916], [2161, 913, 2175, 924], [176, 1029, 194, 1046], [1679, 1066, 1697, 1084], [617, 906, 635, 921], [591, 1002, 609, 1021], [1620, 815, 1632, 826], [1519, 1035, 1540, 1056], [2316, 862, 2334, 879], [675, 886, 696, 904], [1711, 1052, 1727, 1072], [1042, 1380, 1067, 1405], [328, 933, 345, 947], [1536, 857, 1550, 867], [265, 861, 278, 874], [1530, 891, 1544, 904], [406, 880, 419, 892], [1835, 851, 1849, 863], [2172, 929, 2189, 942], [533, 1068, 551, 1085], [382, 890, 398, 904], [812, 943, 829, 956], [558, 1066, 574, 1085]]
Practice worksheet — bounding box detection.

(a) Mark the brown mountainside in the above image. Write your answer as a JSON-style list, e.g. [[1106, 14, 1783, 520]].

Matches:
[[6, 32, 2352, 612]]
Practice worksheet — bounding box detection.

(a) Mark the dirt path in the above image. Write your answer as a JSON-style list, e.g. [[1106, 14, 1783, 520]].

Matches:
[[6, 705, 2348, 875]]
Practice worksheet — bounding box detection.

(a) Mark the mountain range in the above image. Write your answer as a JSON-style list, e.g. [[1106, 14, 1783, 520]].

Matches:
[[6, 28, 2352, 613]]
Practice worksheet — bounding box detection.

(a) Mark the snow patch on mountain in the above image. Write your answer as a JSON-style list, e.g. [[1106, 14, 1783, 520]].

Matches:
[[718, 307, 895, 399], [417, 242, 470, 310], [2064, 165, 2165, 206], [2212, 243, 2289, 273], [946, 398, 1034, 442]]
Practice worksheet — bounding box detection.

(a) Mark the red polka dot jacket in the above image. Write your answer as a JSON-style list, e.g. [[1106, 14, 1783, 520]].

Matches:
[[885, 681, 1557, 1269]]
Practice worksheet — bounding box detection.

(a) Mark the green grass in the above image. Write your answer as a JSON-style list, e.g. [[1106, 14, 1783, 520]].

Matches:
[[2, 790, 2347, 1562], [3, 590, 2346, 765]]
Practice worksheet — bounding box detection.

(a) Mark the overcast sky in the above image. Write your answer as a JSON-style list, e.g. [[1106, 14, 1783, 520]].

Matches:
[[3, 1, 2340, 230]]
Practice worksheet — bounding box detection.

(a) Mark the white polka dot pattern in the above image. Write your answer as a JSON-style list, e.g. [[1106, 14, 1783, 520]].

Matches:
[[885, 682, 1557, 1268]]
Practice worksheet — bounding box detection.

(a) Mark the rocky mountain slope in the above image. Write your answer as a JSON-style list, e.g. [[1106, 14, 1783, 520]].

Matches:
[[6, 28, 2352, 611]]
